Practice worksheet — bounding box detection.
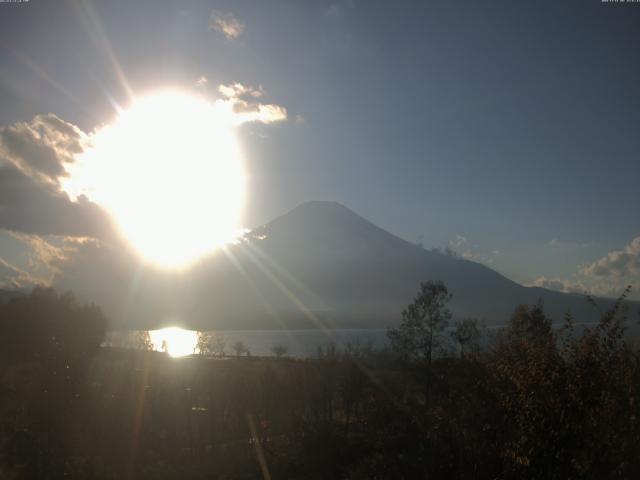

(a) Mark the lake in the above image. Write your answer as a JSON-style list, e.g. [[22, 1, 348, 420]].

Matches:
[[105, 328, 390, 357]]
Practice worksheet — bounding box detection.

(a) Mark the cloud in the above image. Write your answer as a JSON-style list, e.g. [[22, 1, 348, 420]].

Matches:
[[0, 256, 42, 289], [7, 231, 74, 278], [531, 276, 588, 295], [445, 234, 499, 265], [195, 76, 208, 88], [231, 102, 287, 124], [216, 82, 287, 125], [580, 236, 640, 279], [209, 11, 245, 40], [528, 236, 640, 300], [0, 113, 86, 183], [0, 115, 114, 239], [218, 83, 264, 99], [549, 238, 593, 248], [0, 161, 112, 238], [449, 234, 468, 249]]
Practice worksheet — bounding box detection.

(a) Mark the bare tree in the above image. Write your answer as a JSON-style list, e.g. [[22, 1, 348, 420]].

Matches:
[[195, 331, 213, 355], [130, 330, 154, 351], [271, 344, 288, 358], [232, 340, 248, 357], [451, 318, 482, 358], [212, 332, 227, 357], [387, 280, 452, 365]]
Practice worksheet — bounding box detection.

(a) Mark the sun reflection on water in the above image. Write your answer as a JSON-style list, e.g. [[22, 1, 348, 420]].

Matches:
[[149, 327, 199, 357]]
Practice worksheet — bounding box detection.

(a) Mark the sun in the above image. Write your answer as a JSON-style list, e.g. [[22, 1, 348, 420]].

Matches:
[[149, 327, 199, 357], [64, 91, 245, 267]]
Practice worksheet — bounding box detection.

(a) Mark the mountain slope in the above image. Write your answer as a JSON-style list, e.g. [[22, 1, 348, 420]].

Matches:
[[182, 201, 636, 329], [61, 201, 636, 330]]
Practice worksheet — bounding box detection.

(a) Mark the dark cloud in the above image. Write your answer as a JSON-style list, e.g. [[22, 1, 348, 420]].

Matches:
[[0, 114, 115, 239], [0, 256, 40, 289], [0, 162, 112, 238], [0, 114, 85, 180]]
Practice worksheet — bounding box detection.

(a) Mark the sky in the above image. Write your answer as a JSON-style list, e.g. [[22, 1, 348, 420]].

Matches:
[[0, 0, 639, 301]]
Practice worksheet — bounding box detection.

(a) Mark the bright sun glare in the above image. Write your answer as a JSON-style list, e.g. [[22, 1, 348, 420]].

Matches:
[[149, 327, 199, 357], [64, 91, 245, 267]]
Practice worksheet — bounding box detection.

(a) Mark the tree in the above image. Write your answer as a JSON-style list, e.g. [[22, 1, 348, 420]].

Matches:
[[0, 286, 107, 369], [232, 340, 248, 357], [387, 280, 452, 364], [195, 331, 228, 357], [129, 330, 154, 351], [271, 344, 288, 358], [451, 318, 482, 358], [0, 287, 107, 476], [195, 331, 213, 355], [504, 301, 552, 342], [212, 332, 227, 357]]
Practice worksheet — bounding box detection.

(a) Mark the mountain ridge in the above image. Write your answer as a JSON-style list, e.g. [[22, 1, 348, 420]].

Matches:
[[49, 200, 640, 329], [222, 200, 635, 328]]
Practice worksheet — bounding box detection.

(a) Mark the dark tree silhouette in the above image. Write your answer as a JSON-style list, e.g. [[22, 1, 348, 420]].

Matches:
[[451, 318, 482, 358], [504, 301, 552, 342], [232, 340, 248, 357], [387, 280, 452, 364], [0, 287, 107, 478], [271, 344, 288, 358], [195, 331, 213, 355], [0, 286, 106, 369]]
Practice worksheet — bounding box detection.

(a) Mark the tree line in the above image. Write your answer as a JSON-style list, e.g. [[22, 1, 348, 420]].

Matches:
[[1, 283, 639, 479]]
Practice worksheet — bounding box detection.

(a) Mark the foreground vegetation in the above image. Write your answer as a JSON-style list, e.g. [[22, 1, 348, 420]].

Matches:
[[1, 286, 639, 479]]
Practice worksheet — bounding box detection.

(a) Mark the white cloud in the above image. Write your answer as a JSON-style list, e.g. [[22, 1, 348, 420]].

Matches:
[[445, 234, 499, 265], [209, 11, 245, 40], [218, 83, 264, 99], [528, 236, 640, 300], [531, 276, 588, 295], [195, 76, 208, 88], [580, 236, 640, 279], [0, 113, 87, 184], [231, 102, 287, 124], [0, 256, 42, 289], [216, 82, 287, 125], [449, 234, 468, 249], [8, 231, 73, 275]]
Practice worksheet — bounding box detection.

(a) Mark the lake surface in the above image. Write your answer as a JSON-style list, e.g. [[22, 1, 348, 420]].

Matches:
[[105, 321, 626, 358], [216, 328, 390, 357], [105, 328, 390, 357]]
